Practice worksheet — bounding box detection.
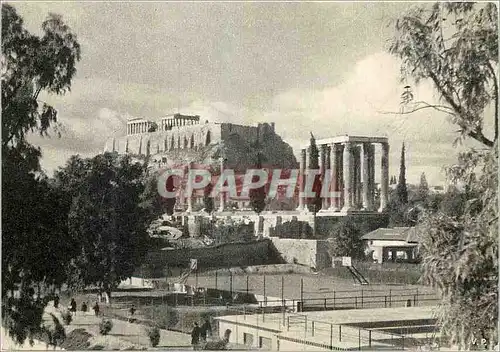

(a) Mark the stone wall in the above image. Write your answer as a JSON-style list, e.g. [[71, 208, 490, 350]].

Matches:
[[104, 123, 221, 155], [269, 237, 331, 270], [144, 239, 279, 270]]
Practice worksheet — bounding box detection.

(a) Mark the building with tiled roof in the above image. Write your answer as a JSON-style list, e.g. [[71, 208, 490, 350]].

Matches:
[[361, 227, 420, 263]]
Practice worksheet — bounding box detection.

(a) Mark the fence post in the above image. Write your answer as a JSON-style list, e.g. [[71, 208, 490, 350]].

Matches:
[[287, 316, 290, 331], [333, 291, 336, 309], [358, 328, 361, 350], [339, 325, 342, 342], [230, 272, 233, 297], [389, 289, 392, 307], [361, 289, 364, 308], [263, 275, 266, 306], [281, 276, 284, 308], [416, 288, 419, 306], [312, 321, 315, 337], [246, 275, 249, 296], [304, 316, 308, 335], [385, 295, 387, 308], [355, 296, 358, 309], [402, 335, 405, 350], [330, 324, 333, 348], [215, 270, 218, 290], [369, 330, 372, 347], [300, 278, 304, 305], [324, 298, 327, 310]]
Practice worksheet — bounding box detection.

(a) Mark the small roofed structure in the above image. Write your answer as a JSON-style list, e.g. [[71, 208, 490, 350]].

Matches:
[[362, 227, 420, 264]]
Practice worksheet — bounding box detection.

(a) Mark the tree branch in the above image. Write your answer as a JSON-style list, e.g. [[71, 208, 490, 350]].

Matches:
[[378, 102, 454, 115], [428, 71, 494, 148], [485, 61, 498, 143]]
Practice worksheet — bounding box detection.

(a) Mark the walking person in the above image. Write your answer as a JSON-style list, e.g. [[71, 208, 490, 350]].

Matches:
[[93, 302, 100, 317], [81, 301, 88, 314], [200, 318, 212, 342], [128, 305, 136, 322], [191, 322, 201, 350], [69, 298, 77, 316]]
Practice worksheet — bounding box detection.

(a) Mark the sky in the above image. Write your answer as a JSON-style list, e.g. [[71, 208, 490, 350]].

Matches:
[[11, 1, 486, 185]]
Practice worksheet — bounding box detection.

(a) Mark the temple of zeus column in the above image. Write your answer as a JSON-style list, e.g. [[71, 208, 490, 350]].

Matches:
[[297, 135, 389, 213]]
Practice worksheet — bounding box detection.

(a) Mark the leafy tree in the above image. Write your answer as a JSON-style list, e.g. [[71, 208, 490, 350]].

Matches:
[[143, 170, 176, 217], [390, 3, 498, 349], [249, 150, 266, 214], [328, 217, 365, 259], [395, 143, 408, 204], [148, 122, 158, 132], [249, 130, 267, 214], [307, 133, 322, 213], [2, 4, 81, 149], [417, 172, 429, 200], [55, 153, 155, 301], [438, 186, 467, 217], [203, 182, 214, 214], [389, 3, 497, 148], [2, 4, 80, 345]]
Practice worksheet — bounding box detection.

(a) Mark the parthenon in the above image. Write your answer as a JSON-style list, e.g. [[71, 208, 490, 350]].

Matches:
[[296, 135, 389, 213], [126, 114, 200, 135]]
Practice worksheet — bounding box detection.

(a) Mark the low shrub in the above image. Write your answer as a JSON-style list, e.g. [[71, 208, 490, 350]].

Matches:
[[145, 326, 161, 347], [142, 305, 179, 330], [60, 328, 92, 350], [61, 311, 72, 325], [99, 318, 113, 335]]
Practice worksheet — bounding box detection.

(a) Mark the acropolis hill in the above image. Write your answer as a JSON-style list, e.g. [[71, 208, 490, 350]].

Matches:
[[103, 113, 298, 172]]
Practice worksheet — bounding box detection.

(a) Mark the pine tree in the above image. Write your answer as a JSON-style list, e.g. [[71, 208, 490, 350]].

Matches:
[[307, 133, 322, 213], [249, 152, 266, 214], [249, 130, 267, 214], [395, 143, 408, 204], [418, 172, 429, 200], [203, 182, 214, 213]]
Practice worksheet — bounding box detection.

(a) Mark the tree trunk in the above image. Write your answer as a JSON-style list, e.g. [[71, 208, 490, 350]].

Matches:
[[104, 290, 111, 304]]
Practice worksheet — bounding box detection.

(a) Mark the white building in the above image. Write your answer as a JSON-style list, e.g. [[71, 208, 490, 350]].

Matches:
[[361, 227, 420, 264]]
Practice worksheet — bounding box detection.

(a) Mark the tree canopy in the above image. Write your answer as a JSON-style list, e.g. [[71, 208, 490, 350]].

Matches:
[[389, 2, 498, 147], [389, 2, 498, 349], [55, 153, 156, 298], [328, 217, 365, 260], [2, 4, 81, 345]]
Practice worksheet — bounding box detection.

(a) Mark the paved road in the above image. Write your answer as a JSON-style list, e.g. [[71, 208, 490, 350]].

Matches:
[[44, 302, 193, 350]]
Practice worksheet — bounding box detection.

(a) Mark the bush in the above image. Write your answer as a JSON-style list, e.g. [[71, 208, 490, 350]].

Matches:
[[146, 326, 161, 347], [99, 319, 113, 335], [61, 311, 72, 325], [142, 306, 179, 330], [60, 328, 92, 350]]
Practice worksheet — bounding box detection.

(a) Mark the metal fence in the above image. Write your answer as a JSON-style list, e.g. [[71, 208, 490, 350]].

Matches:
[[101, 295, 440, 351]]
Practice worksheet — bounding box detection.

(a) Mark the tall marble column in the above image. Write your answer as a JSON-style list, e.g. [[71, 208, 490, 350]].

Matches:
[[379, 142, 389, 212], [369, 144, 376, 208], [323, 145, 331, 209], [354, 146, 362, 209], [362, 143, 372, 210], [329, 144, 339, 211], [296, 149, 306, 211], [342, 142, 354, 212], [319, 144, 327, 210]]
